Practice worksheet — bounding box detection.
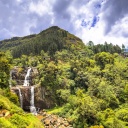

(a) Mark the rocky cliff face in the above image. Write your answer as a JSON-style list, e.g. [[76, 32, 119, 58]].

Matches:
[[11, 86, 31, 110], [10, 67, 55, 111], [11, 66, 38, 86], [11, 86, 55, 111], [34, 85, 55, 109]]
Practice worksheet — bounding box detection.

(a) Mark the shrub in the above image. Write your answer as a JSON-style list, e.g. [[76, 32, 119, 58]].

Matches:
[[9, 114, 29, 128], [0, 96, 11, 110], [4, 89, 19, 106], [116, 109, 128, 122], [0, 117, 16, 128], [0, 94, 23, 114], [9, 113, 44, 128], [104, 118, 124, 128]]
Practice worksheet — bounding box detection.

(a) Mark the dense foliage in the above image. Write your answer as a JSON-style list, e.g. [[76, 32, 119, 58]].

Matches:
[[0, 89, 44, 128], [0, 52, 44, 128], [0, 26, 127, 128], [0, 26, 83, 58], [87, 41, 121, 54]]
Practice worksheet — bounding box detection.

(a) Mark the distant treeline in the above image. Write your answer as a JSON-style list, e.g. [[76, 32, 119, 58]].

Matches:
[[87, 41, 121, 54]]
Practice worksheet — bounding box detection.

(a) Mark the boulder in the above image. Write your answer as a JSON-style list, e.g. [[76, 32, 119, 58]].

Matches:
[[40, 111, 73, 128]]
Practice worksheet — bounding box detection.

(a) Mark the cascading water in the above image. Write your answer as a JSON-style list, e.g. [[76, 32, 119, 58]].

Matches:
[[17, 88, 23, 108], [22, 68, 37, 115], [18, 88, 23, 108], [30, 86, 37, 115], [9, 71, 12, 88], [23, 68, 31, 86]]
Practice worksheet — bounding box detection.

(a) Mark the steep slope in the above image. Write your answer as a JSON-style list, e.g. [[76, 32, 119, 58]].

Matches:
[[0, 26, 84, 58], [0, 89, 44, 128]]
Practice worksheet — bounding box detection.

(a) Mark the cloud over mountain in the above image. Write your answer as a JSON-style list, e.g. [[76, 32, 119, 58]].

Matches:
[[0, 0, 127, 46]]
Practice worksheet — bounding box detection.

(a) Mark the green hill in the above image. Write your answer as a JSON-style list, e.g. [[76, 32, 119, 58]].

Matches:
[[0, 26, 127, 128], [0, 26, 84, 58], [0, 89, 44, 128]]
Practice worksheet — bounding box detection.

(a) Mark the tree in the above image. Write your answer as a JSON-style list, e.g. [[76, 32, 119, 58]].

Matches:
[[48, 42, 58, 56], [0, 52, 10, 88], [87, 41, 94, 50], [95, 52, 114, 69]]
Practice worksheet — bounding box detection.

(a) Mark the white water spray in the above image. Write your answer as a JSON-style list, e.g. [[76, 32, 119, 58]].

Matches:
[[17, 87, 23, 108], [23, 68, 31, 86], [30, 86, 37, 115], [9, 71, 12, 88]]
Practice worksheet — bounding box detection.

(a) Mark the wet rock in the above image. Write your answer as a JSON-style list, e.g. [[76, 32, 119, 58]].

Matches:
[[40, 111, 73, 128], [11, 86, 31, 111]]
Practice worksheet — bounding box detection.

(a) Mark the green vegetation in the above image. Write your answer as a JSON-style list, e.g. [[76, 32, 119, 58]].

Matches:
[[0, 52, 44, 128], [0, 52, 11, 88], [0, 26, 127, 128], [0, 93, 44, 128], [0, 26, 83, 58], [87, 41, 121, 54]]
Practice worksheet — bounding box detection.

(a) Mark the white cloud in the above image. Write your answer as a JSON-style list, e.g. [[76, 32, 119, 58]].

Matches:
[[108, 16, 128, 37], [29, 0, 54, 16], [75, 16, 128, 47], [16, 0, 22, 3], [68, 0, 105, 43], [66, 0, 128, 47], [0, 0, 128, 47]]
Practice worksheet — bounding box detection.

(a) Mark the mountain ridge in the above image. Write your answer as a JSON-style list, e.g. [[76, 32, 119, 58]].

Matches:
[[0, 26, 84, 58]]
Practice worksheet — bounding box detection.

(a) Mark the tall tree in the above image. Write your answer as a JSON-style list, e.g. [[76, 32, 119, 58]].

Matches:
[[0, 52, 10, 88]]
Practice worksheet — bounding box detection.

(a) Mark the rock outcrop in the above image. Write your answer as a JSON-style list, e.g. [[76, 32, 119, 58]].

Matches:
[[10, 67, 55, 111], [11, 85, 55, 111], [34, 85, 55, 109], [11, 66, 38, 86], [11, 86, 31, 110], [39, 111, 73, 128], [0, 110, 10, 117]]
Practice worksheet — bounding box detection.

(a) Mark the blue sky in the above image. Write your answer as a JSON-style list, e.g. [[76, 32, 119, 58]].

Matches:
[[0, 0, 128, 47]]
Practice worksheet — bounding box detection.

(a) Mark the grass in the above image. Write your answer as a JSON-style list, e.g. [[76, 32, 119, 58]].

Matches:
[[46, 106, 64, 114]]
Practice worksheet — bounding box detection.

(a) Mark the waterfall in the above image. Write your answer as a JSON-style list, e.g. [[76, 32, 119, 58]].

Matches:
[[23, 68, 31, 86], [9, 71, 12, 88], [17, 87, 23, 108], [30, 86, 37, 115]]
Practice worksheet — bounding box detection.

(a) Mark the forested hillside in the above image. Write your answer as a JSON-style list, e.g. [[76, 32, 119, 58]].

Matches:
[[0, 26, 84, 58], [0, 26, 128, 128]]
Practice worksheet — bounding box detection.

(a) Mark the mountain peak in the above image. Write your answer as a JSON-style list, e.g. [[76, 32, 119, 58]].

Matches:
[[0, 26, 84, 58]]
